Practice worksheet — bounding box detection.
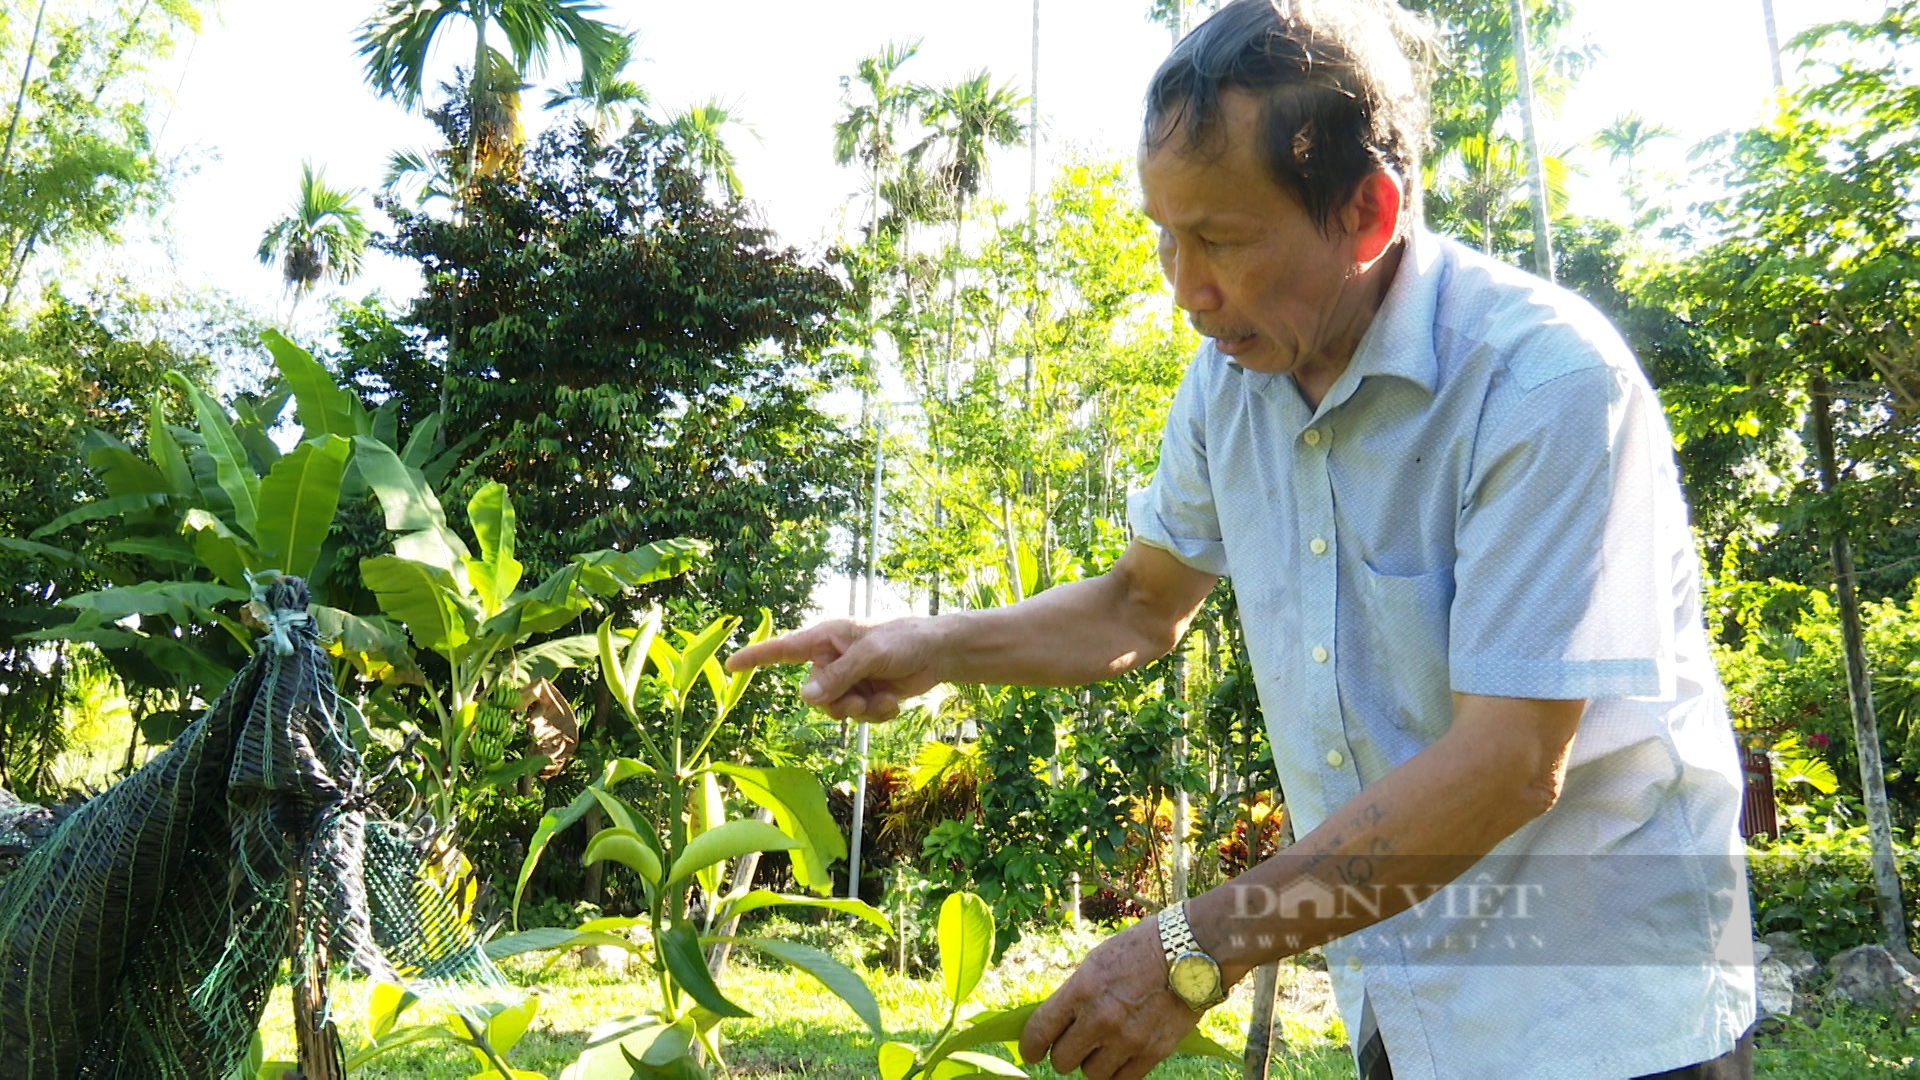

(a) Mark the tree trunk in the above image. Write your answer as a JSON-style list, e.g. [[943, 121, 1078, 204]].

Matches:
[[1242, 961, 1281, 1079], [1809, 376, 1907, 951], [0, 0, 50, 178], [707, 808, 775, 976], [289, 876, 346, 1080], [581, 802, 605, 905], [1759, 0, 1786, 90], [1508, 0, 1556, 282], [1170, 652, 1190, 903]]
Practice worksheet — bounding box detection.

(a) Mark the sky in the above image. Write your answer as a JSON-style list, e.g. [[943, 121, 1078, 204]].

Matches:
[[122, 0, 1883, 618], [139, 0, 1882, 321]]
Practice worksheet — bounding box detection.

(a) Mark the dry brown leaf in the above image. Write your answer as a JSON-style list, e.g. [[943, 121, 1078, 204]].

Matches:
[[521, 679, 579, 779]]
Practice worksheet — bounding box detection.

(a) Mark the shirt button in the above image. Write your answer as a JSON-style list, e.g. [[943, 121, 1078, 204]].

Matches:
[[1310, 537, 1328, 555], [1303, 429, 1322, 446], [1346, 954, 1363, 972], [1326, 749, 1344, 768], [1312, 645, 1329, 663]]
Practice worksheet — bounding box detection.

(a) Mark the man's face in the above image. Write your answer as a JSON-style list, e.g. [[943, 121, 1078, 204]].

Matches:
[[1139, 90, 1371, 384]]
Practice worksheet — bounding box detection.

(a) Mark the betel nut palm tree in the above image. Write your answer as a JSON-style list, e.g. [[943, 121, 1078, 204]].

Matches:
[[1592, 111, 1673, 208], [909, 72, 1025, 616], [256, 161, 371, 319], [666, 100, 753, 201], [357, 0, 628, 186]]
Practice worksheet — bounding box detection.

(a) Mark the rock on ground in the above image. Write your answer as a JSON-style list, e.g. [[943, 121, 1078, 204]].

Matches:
[[1825, 944, 1920, 1025]]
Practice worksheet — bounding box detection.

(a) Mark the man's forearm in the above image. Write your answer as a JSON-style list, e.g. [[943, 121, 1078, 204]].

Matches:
[[928, 542, 1217, 689], [1186, 696, 1582, 983], [933, 573, 1180, 688]]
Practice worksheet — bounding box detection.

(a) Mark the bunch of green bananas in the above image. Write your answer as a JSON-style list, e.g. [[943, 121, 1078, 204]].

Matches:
[[469, 680, 518, 767]]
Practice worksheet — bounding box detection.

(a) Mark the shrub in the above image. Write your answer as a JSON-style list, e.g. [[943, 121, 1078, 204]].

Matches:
[[1746, 800, 1920, 958]]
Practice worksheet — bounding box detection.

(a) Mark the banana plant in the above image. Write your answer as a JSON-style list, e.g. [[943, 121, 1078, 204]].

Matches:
[[876, 893, 1240, 1079], [354, 465, 703, 824], [491, 609, 891, 1077], [14, 331, 430, 731]]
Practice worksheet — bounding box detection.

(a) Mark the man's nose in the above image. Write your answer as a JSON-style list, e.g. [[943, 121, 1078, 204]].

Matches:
[[1166, 246, 1222, 313]]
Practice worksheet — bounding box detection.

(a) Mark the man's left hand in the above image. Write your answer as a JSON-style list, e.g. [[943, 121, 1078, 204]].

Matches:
[[1018, 916, 1201, 1080]]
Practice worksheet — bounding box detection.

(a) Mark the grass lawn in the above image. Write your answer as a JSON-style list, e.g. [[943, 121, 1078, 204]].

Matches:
[[254, 923, 1920, 1078], [258, 925, 1354, 1078]]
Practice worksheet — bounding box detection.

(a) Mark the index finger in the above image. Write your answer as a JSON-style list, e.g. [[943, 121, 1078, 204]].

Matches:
[[724, 625, 836, 673], [1018, 988, 1074, 1066]]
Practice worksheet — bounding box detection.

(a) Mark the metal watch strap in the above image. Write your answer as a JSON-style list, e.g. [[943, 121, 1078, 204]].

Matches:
[[1159, 900, 1200, 963]]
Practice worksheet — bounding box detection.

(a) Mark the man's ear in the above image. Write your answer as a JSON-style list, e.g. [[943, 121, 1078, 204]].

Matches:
[[1344, 171, 1404, 267]]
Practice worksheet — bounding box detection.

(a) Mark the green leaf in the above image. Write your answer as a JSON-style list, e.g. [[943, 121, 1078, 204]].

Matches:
[[86, 444, 171, 499], [400, 411, 445, 467], [602, 757, 655, 786], [310, 605, 419, 682], [709, 936, 883, 1036], [105, 536, 197, 564], [62, 581, 246, 623], [476, 754, 551, 790], [585, 827, 663, 886], [923, 1004, 1036, 1070], [264, 329, 366, 437], [30, 492, 168, 538], [180, 508, 262, 587], [587, 787, 647, 836], [878, 1042, 919, 1080], [463, 482, 523, 616], [514, 787, 598, 927], [559, 1018, 672, 1080], [569, 539, 707, 595], [709, 763, 847, 893], [361, 555, 475, 655], [692, 770, 726, 896], [661, 616, 738, 704], [173, 375, 260, 537], [516, 633, 600, 682], [938, 892, 995, 1010], [1172, 1026, 1240, 1061], [667, 819, 798, 887], [718, 891, 894, 935], [0, 537, 116, 577], [659, 921, 751, 1019], [598, 613, 644, 717], [366, 982, 418, 1041], [483, 928, 644, 964], [635, 1015, 696, 1066], [943, 1050, 1027, 1077], [353, 434, 450, 533], [148, 396, 195, 496], [254, 434, 350, 578], [229, 395, 284, 472], [701, 608, 772, 722]]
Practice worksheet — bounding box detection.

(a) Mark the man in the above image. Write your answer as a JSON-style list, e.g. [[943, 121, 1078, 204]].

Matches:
[[728, 1, 1755, 1076]]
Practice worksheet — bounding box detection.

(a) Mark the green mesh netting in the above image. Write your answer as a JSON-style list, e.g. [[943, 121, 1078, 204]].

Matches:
[[0, 576, 508, 1078]]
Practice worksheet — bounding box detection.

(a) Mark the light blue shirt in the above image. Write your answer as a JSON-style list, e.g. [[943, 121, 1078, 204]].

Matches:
[[1131, 227, 1755, 1079]]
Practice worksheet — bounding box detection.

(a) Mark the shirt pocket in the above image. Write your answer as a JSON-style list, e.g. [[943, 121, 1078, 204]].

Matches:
[[1356, 562, 1456, 745]]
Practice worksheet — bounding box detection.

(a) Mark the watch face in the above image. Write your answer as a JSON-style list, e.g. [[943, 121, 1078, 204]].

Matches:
[[1169, 953, 1221, 1005]]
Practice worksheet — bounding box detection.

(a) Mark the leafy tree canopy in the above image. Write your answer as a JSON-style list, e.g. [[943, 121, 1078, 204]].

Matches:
[[342, 117, 861, 630]]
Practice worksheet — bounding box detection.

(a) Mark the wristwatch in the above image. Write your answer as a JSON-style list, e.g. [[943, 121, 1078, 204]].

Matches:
[[1158, 901, 1226, 1011]]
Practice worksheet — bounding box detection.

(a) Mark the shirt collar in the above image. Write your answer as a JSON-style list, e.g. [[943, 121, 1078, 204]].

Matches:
[[1339, 225, 1442, 398]]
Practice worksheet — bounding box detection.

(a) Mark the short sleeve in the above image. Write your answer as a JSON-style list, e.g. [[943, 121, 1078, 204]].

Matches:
[[1449, 361, 1678, 700], [1128, 354, 1230, 577]]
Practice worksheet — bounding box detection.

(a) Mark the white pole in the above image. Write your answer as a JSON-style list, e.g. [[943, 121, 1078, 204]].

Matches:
[[846, 414, 885, 899]]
